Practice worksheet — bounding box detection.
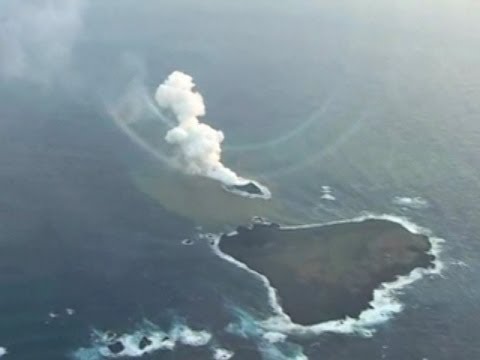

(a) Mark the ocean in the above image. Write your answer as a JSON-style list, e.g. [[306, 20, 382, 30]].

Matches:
[[0, 0, 479, 359]]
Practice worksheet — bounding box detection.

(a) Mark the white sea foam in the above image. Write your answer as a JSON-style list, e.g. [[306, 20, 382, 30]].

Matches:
[[181, 238, 195, 246], [49, 312, 59, 319], [320, 185, 336, 201], [212, 347, 234, 360], [393, 196, 429, 209], [258, 342, 308, 360], [0, 347, 6, 357], [66, 308, 75, 316], [98, 331, 175, 358], [263, 331, 287, 343], [74, 320, 213, 360], [450, 260, 469, 268], [320, 193, 336, 201], [170, 325, 212, 346], [213, 213, 444, 337], [226, 308, 308, 360]]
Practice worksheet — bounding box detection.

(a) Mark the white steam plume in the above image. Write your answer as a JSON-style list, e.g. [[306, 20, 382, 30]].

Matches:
[[155, 71, 244, 186], [0, 0, 86, 83]]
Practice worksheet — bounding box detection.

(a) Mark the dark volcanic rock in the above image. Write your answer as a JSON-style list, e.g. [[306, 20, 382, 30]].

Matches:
[[219, 219, 435, 325], [108, 341, 125, 354], [229, 182, 264, 196], [139, 336, 153, 350]]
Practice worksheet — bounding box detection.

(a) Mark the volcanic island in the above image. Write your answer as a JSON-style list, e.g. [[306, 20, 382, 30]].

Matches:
[[218, 218, 435, 325]]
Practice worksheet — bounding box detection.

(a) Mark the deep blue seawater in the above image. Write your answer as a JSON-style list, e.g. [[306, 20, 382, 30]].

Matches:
[[0, 0, 479, 359]]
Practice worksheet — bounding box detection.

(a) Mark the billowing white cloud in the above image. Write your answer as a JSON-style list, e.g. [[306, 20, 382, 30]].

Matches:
[[154, 71, 271, 199], [155, 71, 243, 186], [0, 0, 86, 82]]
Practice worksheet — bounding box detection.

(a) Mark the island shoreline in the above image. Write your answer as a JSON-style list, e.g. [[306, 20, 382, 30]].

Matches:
[[211, 214, 444, 337]]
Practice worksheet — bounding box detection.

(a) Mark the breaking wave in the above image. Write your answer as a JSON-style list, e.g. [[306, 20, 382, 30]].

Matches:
[[72, 319, 220, 360], [226, 308, 308, 360], [212, 347, 235, 360], [392, 196, 429, 209]]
